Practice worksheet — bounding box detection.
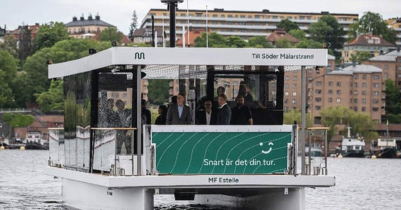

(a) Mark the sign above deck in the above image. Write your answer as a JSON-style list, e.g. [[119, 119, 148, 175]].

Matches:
[[48, 47, 328, 78]]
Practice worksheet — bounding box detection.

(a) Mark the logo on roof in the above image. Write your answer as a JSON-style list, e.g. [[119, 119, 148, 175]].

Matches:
[[135, 52, 145, 60]]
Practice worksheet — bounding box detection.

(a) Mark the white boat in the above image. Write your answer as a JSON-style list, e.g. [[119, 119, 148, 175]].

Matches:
[[46, 47, 335, 210], [341, 127, 365, 157]]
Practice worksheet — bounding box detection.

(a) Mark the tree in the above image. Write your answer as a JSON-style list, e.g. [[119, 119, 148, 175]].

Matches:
[[147, 79, 170, 105], [296, 39, 324, 49], [384, 79, 401, 123], [309, 15, 345, 54], [10, 73, 29, 108], [283, 109, 312, 128], [226, 36, 247, 48], [0, 35, 18, 58], [247, 36, 273, 48], [128, 10, 138, 41], [0, 70, 14, 108], [99, 27, 123, 43], [275, 38, 292, 48], [35, 80, 64, 112], [35, 22, 69, 51], [18, 26, 33, 61], [320, 106, 378, 141], [0, 50, 17, 82], [194, 32, 228, 48], [289, 29, 306, 40], [277, 19, 300, 32], [2, 113, 35, 128], [358, 12, 397, 44]]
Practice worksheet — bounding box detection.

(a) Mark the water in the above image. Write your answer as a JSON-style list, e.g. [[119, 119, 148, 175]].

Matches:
[[1, 150, 401, 210]]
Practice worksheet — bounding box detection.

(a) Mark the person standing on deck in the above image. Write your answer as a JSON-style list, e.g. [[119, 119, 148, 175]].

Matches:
[[196, 99, 216, 125], [141, 100, 151, 125], [166, 93, 192, 125], [231, 95, 253, 125], [216, 94, 231, 125]]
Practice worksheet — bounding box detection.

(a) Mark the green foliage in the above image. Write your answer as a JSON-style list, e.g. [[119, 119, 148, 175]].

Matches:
[[347, 22, 360, 41], [227, 36, 247, 48], [275, 38, 292, 48], [128, 10, 138, 41], [296, 39, 324, 49], [2, 113, 35, 127], [194, 32, 228, 48], [35, 80, 64, 112], [99, 27, 123, 43], [309, 15, 345, 53], [0, 35, 18, 58], [0, 50, 17, 82], [35, 22, 69, 51], [147, 79, 170, 105], [289, 29, 306, 41], [247, 36, 273, 48], [0, 70, 14, 108], [277, 19, 300, 32], [283, 109, 312, 128], [10, 73, 29, 108], [18, 26, 33, 61], [385, 79, 401, 123], [320, 106, 378, 141], [350, 51, 371, 63], [359, 12, 397, 44]]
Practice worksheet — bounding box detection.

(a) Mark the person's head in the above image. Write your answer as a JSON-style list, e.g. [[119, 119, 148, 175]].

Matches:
[[158, 105, 167, 115], [141, 99, 147, 108], [204, 99, 212, 112], [171, 96, 177, 104], [238, 82, 249, 95], [107, 99, 114, 110], [218, 94, 227, 107], [116, 99, 125, 111], [217, 86, 225, 95], [236, 95, 245, 107], [177, 93, 185, 106]]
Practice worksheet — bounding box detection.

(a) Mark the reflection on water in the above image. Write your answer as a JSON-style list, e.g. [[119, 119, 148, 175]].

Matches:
[[1, 150, 400, 210]]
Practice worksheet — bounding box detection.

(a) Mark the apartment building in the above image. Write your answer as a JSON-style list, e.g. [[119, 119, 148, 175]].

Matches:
[[387, 18, 401, 46], [65, 14, 115, 39], [140, 8, 358, 42], [364, 48, 401, 91], [342, 34, 396, 62], [7, 23, 40, 40]]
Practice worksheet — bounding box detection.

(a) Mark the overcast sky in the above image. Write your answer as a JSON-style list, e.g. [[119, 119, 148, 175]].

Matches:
[[0, 0, 400, 34]]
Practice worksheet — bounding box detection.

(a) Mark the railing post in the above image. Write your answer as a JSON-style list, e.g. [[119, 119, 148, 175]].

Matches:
[[292, 123, 298, 176], [301, 66, 306, 175], [136, 65, 142, 176]]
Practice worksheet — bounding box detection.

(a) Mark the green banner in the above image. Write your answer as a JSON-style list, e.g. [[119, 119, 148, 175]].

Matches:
[[152, 132, 292, 175]]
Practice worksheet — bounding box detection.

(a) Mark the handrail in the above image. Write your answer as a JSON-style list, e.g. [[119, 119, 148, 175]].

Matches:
[[91, 128, 137, 131], [48, 128, 64, 130]]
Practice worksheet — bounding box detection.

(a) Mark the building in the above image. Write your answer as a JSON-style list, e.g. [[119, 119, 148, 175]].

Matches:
[[364, 48, 401, 91], [387, 18, 401, 46], [176, 28, 208, 47], [342, 33, 397, 62], [14, 114, 64, 141], [140, 8, 358, 42], [65, 14, 115, 39], [375, 124, 401, 150], [267, 29, 299, 46], [7, 23, 40, 40], [0, 25, 6, 38], [132, 28, 163, 45]]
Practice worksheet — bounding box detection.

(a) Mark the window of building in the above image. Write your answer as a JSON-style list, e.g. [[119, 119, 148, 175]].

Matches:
[[337, 90, 341, 95], [373, 75, 380, 80], [398, 66, 401, 71], [328, 98, 333, 102], [300, 16, 305, 20], [362, 75, 367, 80], [285, 76, 289, 81], [314, 116, 322, 124], [336, 98, 341, 103], [316, 81, 322, 86], [221, 14, 225, 18], [316, 106, 321, 110], [354, 91, 358, 95], [362, 91, 367, 95], [285, 84, 289, 89], [385, 65, 389, 70], [354, 107, 358, 112], [354, 75, 358, 79], [353, 99, 358, 104], [293, 76, 298, 81], [240, 15, 245, 18], [248, 15, 252, 18], [255, 15, 261, 19], [213, 14, 218, 18], [316, 90, 322, 94], [163, 13, 167, 16], [337, 82, 341, 87], [272, 16, 277, 19], [293, 84, 297, 89], [180, 13, 186, 17], [293, 92, 297, 96], [373, 83, 379, 88], [288, 16, 293, 19], [315, 97, 322, 102], [362, 83, 367, 88], [292, 99, 297, 104], [362, 99, 366, 104], [362, 107, 366, 112], [328, 81, 333, 86], [373, 99, 379, 104], [384, 73, 388, 78], [328, 90, 333, 94], [196, 13, 202, 17], [354, 83, 358, 87], [285, 99, 288, 104], [372, 107, 379, 112], [285, 91, 289, 96]]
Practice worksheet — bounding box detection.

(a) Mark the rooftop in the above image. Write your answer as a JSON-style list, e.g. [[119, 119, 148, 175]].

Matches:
[[329, 64, 382, 75], [346, 34, 396, 47], [267, 29, 299, 43], [369, 49, 401, 62], [65, 14, 115, 28]]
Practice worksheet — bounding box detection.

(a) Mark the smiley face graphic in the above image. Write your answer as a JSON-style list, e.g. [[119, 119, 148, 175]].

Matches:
[[260, 142, 274, 154]]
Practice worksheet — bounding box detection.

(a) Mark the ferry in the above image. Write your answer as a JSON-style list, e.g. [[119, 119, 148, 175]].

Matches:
[[340, 127, 365, 158], [46, 47, 335, 210]]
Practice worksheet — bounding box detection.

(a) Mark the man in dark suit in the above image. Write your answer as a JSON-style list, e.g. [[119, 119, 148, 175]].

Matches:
[[197, 99, 216, 125], [216, 94, 231, 125], [166, 93, 192, 125]]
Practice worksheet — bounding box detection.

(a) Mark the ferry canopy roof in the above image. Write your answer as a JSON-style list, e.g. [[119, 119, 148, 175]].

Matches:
[[48, 47, 328, 79]]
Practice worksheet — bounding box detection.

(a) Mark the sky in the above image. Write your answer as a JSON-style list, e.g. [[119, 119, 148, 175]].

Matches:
[[0, 0, 400, 34]]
